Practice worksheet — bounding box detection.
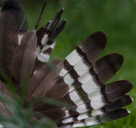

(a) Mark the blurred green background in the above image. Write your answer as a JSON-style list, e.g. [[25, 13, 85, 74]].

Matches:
[[21, 0, 136, 128]]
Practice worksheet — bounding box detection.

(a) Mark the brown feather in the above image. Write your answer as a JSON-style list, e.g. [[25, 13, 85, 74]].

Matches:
[[10, 30, 37, 87], [28, 59, 63, 99], [78, 31, 107, 64], [10, 31, 33, 83], [34, 83, 69, 111], [19, 31, 37, 86], [28, 59, 63, 97], [40, 108, 66, 121], [0, 80, 12, 116], [0, 12, 18, 76], [27, 64, 51, 97], [45, 83, 69, 99]]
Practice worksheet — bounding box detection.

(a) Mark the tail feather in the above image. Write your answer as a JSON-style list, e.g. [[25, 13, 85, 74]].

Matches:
[[59, 31, 107, 78], [1, 0, 28, 33], [29, 59, 63, 99], [59, 109, 129, 128], [36, 8, 64, 49], [47, 20, 66, 45], [65, 32, 107, 66], [62, 95, 132, 119], [66, 80, 132, 109], [104, 95, 133, 112], [0, 12, 18, 77], [0, 1, 133, 127], [10, 30, 37, 85], [35, 9, 66, 69], [28, 59, 64, 97], [40, 108, 66, 121], [46, 8, 64, 36], [38, 19, 67, 62], [27, 29, 133, 127], [62, 53, 123, 93], [59, 54, 123, 115], [0, 80, 12, 116], [35, 95, 132, 121], [61, 81, 132, 119]]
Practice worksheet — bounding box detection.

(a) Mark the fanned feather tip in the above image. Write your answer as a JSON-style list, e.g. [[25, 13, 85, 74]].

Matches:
[[0, 0, 134, 128]]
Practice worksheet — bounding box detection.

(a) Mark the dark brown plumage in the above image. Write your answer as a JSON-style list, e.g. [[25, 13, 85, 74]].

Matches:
[[0, 0, 133, 128]]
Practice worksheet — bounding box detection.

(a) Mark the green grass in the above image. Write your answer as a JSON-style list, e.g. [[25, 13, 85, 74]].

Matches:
[[1, 0, 136, 128]]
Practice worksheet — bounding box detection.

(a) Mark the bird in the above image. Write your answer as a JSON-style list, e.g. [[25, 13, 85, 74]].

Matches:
[[0, 0, 133, 128]]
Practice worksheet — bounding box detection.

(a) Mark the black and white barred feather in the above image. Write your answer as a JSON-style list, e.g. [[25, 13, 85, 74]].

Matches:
[[0, 0, 133, 128]]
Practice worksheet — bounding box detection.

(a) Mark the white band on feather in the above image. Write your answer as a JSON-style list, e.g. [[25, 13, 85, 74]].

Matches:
[[38, 53, 50, 62], [62, 117, 74, 124], [85, 117, 98, 126], [18, 34, 24, 45], [91, 98, 105, 109], [41, 34, 48, 45], [73, 122, 85, 127], [92, 109, 104, 116], [42, 42, 55, 52], [68, 86, 75, 92], [78, 73, 92, 84], [88, 89, 102, 100], [76, 103, 86, 113], [81, 79, 99, 95], [74, 61, 90, 76], [66, 50, 81, 66], [59, 68, 68, 77], [64, 74, 74, 86], [65, 110, 70, 117], [77, 113, 89, 120], [69, 90, 80, 104]]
